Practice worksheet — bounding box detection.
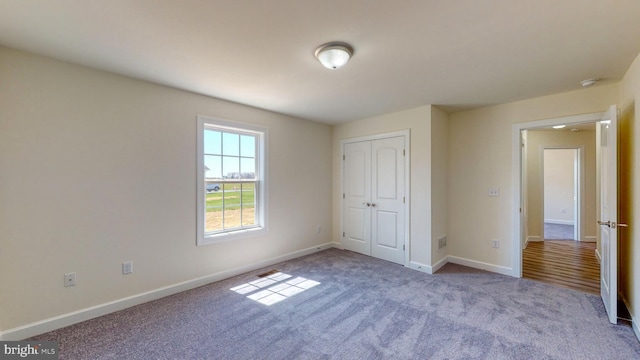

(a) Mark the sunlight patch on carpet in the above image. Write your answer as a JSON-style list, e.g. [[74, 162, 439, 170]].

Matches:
[[230, 272, 320, 306]]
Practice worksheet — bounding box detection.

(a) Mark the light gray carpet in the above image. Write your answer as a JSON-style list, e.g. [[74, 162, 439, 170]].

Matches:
[[544, 222, 575, 240], [30, 248, 639, 359]]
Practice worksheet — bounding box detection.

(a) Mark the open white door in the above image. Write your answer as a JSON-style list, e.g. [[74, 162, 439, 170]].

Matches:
[[598, 105, 618, 324], [573, 150, 579, 241]]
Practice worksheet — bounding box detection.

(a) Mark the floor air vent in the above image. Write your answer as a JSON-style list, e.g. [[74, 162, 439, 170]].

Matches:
[[256, 269, 279, 278]]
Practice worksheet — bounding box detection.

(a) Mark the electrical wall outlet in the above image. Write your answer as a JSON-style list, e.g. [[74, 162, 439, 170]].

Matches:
[[64, 272, 76, 287], [488, 188, 500, 197], [492, 240, 500, 248], [122, 261, 133, 275]]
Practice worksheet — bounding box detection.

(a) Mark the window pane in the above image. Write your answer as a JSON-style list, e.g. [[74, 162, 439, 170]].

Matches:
[[240, 158, 256, 179], [223, 184, 242, 229], [242, 183, 256, 226], [222, 156, 240, 179], [204, 155, 222, 179], [240, 135, 255, 158], [204, 130, 221, 155], [223, 132, 240, 156], [205, 190, 223, 232]]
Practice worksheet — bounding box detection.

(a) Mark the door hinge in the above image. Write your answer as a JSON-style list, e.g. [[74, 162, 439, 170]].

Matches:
[[403, 244, 405, 251], [343, 193, 345, 199], [343, 154, 345, 160], [403, 196, 405, 203], [403, 149, 405, 156], [343, 232, 345, 237]]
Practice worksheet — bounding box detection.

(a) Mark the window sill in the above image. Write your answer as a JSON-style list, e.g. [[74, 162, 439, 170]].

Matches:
[[198, 227, 267, 246]]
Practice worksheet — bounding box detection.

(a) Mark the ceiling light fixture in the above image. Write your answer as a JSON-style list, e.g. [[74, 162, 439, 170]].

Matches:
[[314, 42, 353, 70], [580, 78, 599, 87], [553, 125, 566, 129]]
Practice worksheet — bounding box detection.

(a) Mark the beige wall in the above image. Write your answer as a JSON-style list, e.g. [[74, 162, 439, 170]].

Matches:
[[431, 106, 449, 265], [525, 130, 597, 241], [0, 47, 333, 333], [619, 51, 640, 332], [448, 83, 618, 271], [544, 149, 575, 224], [333, 106, 434, 267]]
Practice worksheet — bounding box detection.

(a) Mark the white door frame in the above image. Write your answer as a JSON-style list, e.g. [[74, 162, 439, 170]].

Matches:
[[511, 112, 603, 277], [540, 146, 585, 241], [341, 129, 411, 266]]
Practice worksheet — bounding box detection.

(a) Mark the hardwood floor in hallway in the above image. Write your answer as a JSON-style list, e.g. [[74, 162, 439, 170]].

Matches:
[[523, 240, 600, 295]]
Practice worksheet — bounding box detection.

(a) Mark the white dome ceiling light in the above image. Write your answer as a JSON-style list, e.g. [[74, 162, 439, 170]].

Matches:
[[314, 42, 354, 70], [580, 78, 599, 87]]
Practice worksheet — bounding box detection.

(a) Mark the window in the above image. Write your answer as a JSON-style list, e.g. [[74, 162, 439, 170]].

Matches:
[[197, 116, 267, 245]]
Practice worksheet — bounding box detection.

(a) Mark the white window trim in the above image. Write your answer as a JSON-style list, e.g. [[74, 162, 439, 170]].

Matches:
[[196, 115, 268, 245]]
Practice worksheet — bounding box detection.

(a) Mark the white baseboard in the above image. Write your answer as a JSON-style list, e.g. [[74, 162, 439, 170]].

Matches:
[[408, 255, 513, 277], [408, 261, 434, 274], [527, 236, 541, 243], [431, 256, 448, 273], [633, 317, 640, 343], [447, 256, 513, 276], [544, 219, 575, 225], [407, 256, 449, 275], [620, 293, 640, 343], [0, 242, 335, 341], [595, 249, 601, 264], [524, 236, 539, 249], [331, 241, 343, 249], [583, 236, 597, 243]]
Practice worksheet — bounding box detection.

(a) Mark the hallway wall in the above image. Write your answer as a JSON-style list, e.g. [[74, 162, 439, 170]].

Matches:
[[525, 130, 596, 242]]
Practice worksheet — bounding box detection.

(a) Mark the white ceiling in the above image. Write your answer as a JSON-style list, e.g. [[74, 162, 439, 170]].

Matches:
[[1, 0, 640, 124]]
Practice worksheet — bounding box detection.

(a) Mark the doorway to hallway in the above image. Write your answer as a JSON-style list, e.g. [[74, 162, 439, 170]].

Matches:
[[520, 123, 599, 295], [542, 147, 579, 241]]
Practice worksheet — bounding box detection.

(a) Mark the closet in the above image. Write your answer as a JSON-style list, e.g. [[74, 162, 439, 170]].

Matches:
[[342, 132, 407, 265]]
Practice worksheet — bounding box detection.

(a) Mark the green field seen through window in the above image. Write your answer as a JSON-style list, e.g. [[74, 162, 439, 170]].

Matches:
[[205, 184, 255, 212]]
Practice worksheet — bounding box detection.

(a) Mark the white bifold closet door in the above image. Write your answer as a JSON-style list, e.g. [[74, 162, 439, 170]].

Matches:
[[343, 136, 405, 265]]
